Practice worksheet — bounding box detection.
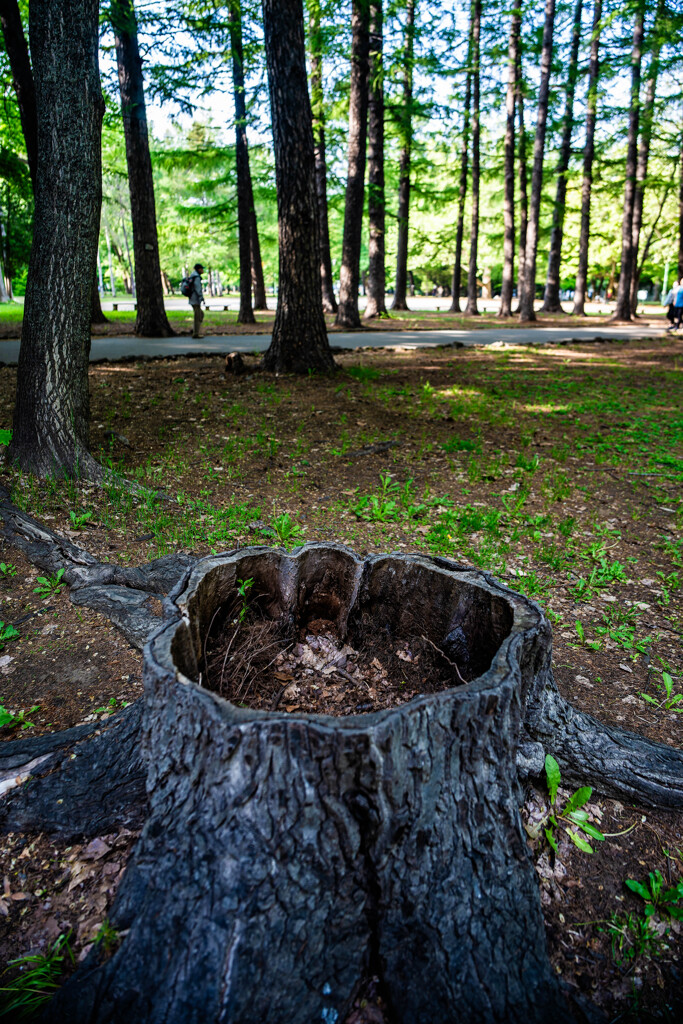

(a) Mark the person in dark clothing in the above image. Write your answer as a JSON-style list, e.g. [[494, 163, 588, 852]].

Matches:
[[667, 281, 683, 332], [189, 263, 205, 338]]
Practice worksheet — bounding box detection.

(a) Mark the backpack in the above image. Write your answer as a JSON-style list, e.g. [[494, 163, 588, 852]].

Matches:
[[180, 276, 193, 298]]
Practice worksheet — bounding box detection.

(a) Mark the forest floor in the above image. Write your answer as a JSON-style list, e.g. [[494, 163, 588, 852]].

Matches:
[[0, 334, 681, 1020], [0, 303, 668, 339]]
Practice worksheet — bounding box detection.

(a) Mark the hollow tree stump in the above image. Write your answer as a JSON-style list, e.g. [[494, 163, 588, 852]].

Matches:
[[45, 544, 683, 1023]]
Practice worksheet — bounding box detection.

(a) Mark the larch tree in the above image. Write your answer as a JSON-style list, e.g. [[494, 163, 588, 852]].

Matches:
[[111, 0, 174, 337], [464, 0, 481, 317], [515, 49, 528, 301], [365, 0, 387, 318], [678, 137, 683, 281], [391, 0, 415, 312], [540, 0, 583, 313], [499, 5, 520, 318], [249, 193, 268, 310], [261, 0, 334, 372], [9, 0, 103, 478], [228, 0, 256, 325], [517, 0, 556, 321], [449, 49, 471, 312], [572, 0, 602, 316], [336, 0, 370, 328], [0, 0, 37, 186], [308, 0, 338, 314], [629, 0, 665, 315], [612, 1, 645, 322]]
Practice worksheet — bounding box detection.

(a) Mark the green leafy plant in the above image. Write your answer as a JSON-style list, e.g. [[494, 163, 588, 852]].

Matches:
[[602, 912, 667, 966], [93, 697, 131, 714], [0, 429, 11, 447], [625, 870, 683, 920], [347, 366, 380, 383], [0, 622, 19, 649], [539, 754, 605, 853], [640, 672, 683, 713], [0, 931, 73, 1019], [94, 919, 120, 957], [440, 437, 478, 453], [69, 510, 93, 531], [0, 704, 40, 730], [236, 577, 254, 623], [272, 512, 304, 545], [0, 563, 17, 578], [33, 568, 65, 598]]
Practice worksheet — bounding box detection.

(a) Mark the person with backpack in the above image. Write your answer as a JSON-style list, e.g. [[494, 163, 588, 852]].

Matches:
[[181, 263, 205, 338]]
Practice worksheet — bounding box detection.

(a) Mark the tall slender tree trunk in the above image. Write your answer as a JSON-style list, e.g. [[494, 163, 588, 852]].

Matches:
[[499, 8, 520, 318], [365, 1, 386, 318], [261, 0, 334, 372], [391, 0, 415, 312], [91, 267, 108, 324], [308, 0, 338, 314], [112, 0, 174, 337], [249, 196, 268, 310], [517, 0, 556, 321], [464, 0, 481, 317], [629, 0, 664, 315], [0, 0, 37, 186], [336, 0, 370, 328], [228, 0, 256, 325], [678, 138, 683, 282], [612, 3, 645, 322], [572, 0, 602, 316], [541, 0, 583, 313], [448, 61, 471, 313], [121, 215, 135, 295], [9, 0, 103, 478], [516, 53, 528, 303], [105, 223, 117, 298]]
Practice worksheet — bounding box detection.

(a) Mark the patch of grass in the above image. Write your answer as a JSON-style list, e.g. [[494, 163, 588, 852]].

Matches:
[[0, 931, 73, 1020]]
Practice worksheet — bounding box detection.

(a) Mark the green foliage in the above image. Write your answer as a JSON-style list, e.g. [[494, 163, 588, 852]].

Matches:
[[236, 577, 254, 623], [0, 431, 12, 447], [33, 568, 65, 599], [0, 704, 39, 730], [640, 672, 683, 713], [625, 870, 683, 920], [69, 510, 93, 531], [602, 913, 668, 966], [536, 754, 605, 854], [0, 563, 17, 577], [0, 931, 73, 1019], [0, 622, 20, 648], [272, 513, 304, 545]]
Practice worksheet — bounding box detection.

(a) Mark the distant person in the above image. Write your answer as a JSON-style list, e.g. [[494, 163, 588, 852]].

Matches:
[[668, 281, 683, 332], [663, 280, 677, 325], [188, 263, 205, 338]]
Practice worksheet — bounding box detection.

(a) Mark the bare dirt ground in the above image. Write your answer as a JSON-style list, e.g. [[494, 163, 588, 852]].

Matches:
[[0, 333, 681, 1020]]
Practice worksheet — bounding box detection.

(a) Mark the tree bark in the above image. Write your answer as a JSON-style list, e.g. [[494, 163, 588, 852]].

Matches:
[[247, 178, 268, 310], [611, 2, 644, 322], [365, 1, 386, 319], [228, 0, 256, 325], [628, 0, 664, 316], [391, 0, 415, 312], [517, 0, 555, 321], [540, 0, 583, 313], [261, 0, 334, 372], [448, 59, 471, 313], [90, 268, 108, 325], [572, 0, 601, 316], [37, 543, 683, 1024], [112, 0, 174, 338], [499, 8, 520, 318], [0, 0, 37, 187], [678, 138, 683, 282], [516, 51, 528, 304], [8, 0, 103, 479], [308, 0, 338, 315], [464, 0, 481, 317], [336, 0, 370, 329]]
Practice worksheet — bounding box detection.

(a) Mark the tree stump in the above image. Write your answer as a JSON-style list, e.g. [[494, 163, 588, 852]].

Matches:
[[46, 544, 587, 1022]]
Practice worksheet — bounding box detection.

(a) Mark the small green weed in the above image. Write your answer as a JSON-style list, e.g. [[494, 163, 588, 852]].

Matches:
[[625, 870, 683, 920], [640, 672, 683, 713], [272, 512, 304, 545], [69, 510, 93, 531], [0, 622, 19, 649], [236, 577, 254, 623], [536, 754, 605, 854], [94, 919, 120, 957], [0, 563, 17, 577], [440, 437, 478, 454], [0, 429, 11, 446], [347, 366, 380, 383], [33, 568, 65, 599], [93, 697, 131, 714], [602, 912, 667, 966], [0, 931, 73, 1019], [0, 704, 39, 730]]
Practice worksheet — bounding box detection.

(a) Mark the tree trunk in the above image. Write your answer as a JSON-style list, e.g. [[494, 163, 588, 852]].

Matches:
[[517, 0, 556, 321], [248, 180, 268, 310], [516, 52, 528, 304], [336, 0, 370, 329], [8, 0, 103, 479], [540, 0, 583, 313], [499, 8, 519, 318], [572, 0, 601, 316], [448, 59, 471, 313], [629, 0, 664, 316], [261, 0, 334, 373], [365, 1, 386, 319], [112, 0, 174, 337], [228, 0, 256, 325], [464, 0, 481, 317], [90, 268, 108, 325], [612, 2, 644, 322], [0, 0, 37, 187], [104, 222, 117, 297], [308, 0, 338, 315], [36, 543, 683, 1024], [391, 0, 415, 312], [678, 138, 683, 282]]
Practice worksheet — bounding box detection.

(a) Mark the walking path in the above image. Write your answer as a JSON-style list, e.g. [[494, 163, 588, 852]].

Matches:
[[0, 323, 666, 366]]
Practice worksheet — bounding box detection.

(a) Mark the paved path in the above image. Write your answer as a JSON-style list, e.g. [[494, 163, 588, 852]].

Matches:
[[0, 324, 666, 366]]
